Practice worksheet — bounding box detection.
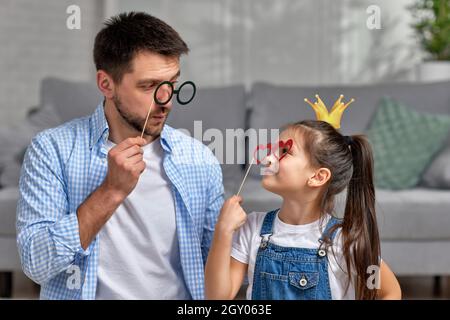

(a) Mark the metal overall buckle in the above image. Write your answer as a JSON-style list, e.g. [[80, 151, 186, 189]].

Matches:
[[317, 239, 328, 258], [260, 234, 272, 249]]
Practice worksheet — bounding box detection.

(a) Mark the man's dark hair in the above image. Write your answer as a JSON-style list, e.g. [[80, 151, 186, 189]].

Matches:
[[94, 12, 189, 83]]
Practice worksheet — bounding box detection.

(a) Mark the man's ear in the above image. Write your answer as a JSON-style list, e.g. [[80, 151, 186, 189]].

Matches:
[[308, 167, 331, 188], [97, 70, 115, 99]]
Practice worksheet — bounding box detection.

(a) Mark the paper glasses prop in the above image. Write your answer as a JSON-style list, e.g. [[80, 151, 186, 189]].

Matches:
[[140, 80, 197, 138], [236, 139, 293, 196]]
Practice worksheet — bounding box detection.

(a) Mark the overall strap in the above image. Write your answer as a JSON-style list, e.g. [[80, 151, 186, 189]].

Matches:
[[319, 215, 343, 244], [259, 209, 279, 236], [258, 209, 279, 249]]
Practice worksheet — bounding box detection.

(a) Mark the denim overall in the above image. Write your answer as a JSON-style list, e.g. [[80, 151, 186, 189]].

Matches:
[[251, 209, 342, 300]]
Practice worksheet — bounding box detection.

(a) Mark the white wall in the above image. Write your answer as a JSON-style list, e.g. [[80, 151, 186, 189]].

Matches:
[[116, 0, 420, 87], [341, 0, 421, 84], [115, 0, 345, 87], [0, 0, 102, 127], [0, 0, 422, 126]]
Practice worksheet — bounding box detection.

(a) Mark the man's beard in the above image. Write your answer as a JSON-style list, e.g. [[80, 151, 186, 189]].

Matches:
[[113, 94, 168, 137]]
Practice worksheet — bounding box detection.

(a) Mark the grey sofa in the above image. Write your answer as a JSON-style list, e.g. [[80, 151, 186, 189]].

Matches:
[[1, 77, 450, 297]]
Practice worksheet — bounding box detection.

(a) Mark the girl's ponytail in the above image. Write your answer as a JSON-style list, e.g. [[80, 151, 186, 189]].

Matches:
[[342, 135, 380, 300]]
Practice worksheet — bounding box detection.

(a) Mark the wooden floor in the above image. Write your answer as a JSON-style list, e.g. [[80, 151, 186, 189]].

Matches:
[[398, 276, 450, 300], [4, 272, 450, 300], [232, 276, 450, 300]]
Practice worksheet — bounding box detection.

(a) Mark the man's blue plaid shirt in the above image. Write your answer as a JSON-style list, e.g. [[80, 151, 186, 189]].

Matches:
[[16, 102, 224, 299]]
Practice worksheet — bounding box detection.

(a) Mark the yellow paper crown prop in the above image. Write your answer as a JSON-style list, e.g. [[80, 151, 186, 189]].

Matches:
[[304, 94, 354, 129]]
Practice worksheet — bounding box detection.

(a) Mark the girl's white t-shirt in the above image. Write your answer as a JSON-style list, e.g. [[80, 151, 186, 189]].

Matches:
[[231, 211, 356, 300]]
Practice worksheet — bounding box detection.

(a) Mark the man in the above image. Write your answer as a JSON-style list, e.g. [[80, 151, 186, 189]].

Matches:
[[16, 12, 224, 300]]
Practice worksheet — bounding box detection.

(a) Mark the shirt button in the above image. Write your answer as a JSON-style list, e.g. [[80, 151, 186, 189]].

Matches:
[[299, 277, 308, 287], [318, 249, 327, 257]]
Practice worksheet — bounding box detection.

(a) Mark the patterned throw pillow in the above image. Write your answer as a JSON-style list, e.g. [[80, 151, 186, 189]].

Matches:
[[421, 145, 450, 188], [366, 97, 450, 190]]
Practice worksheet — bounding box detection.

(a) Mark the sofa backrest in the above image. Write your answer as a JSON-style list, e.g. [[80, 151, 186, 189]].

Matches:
[[247, 81, 450, 135], [167, 84, 247, 145], [29, 78, 248, 167], [167, 84, 247, 185], [36, 77, 102, 125]]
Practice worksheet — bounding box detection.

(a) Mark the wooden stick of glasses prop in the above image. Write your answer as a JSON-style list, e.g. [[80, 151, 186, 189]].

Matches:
[[140, 98, 155, 139], [236, 142, 268, 196], [140, 80, 197, 139], [236, 157, 255, 196], [236, 139, 293, 196]]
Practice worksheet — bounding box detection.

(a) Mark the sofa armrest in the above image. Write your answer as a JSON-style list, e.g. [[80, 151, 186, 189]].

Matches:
[[0, 187, 19, 237]]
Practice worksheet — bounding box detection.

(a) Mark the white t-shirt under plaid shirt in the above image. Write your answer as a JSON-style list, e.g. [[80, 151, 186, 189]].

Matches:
[[96, 137, 190, 299]]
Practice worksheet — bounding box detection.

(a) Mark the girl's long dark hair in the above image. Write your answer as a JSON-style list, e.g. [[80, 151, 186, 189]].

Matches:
[[286, 120, 380, 300]]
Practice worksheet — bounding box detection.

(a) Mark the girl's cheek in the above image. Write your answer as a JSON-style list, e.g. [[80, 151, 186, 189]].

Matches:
[[279, 157, 292, 172], [282, 159, 307, 185]]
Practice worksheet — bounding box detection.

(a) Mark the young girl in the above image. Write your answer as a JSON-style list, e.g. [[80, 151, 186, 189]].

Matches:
[[205, 120, 401, 300]]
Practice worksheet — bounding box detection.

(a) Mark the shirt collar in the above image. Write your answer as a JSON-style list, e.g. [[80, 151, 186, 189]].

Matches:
[[160, 124, 175, 153], [89, 101, 109, 150]]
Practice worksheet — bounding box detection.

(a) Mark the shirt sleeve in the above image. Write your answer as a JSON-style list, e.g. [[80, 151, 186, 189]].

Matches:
[[201, 160, 225, 265], [16, 133, 89, 285]]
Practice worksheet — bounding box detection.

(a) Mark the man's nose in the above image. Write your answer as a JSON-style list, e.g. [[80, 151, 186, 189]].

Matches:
[[155, 85, 172, 105], [153, 103, 170, 115]]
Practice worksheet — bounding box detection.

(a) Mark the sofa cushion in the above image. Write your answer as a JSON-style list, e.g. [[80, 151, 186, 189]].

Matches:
[[374, 188, 450, 241], [167, 85, 247, 187], [0, 125, 36, 187], [366, 97, 450, 190], [28, 77, 102, 128], [421, 145, 450, 189], [0, 78, 101, 187], [335, 188, 450, 240]]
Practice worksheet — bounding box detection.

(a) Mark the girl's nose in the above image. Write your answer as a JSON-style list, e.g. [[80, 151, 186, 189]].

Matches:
[[262, 153, 278, 167], [260, 153, 280, 175]]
